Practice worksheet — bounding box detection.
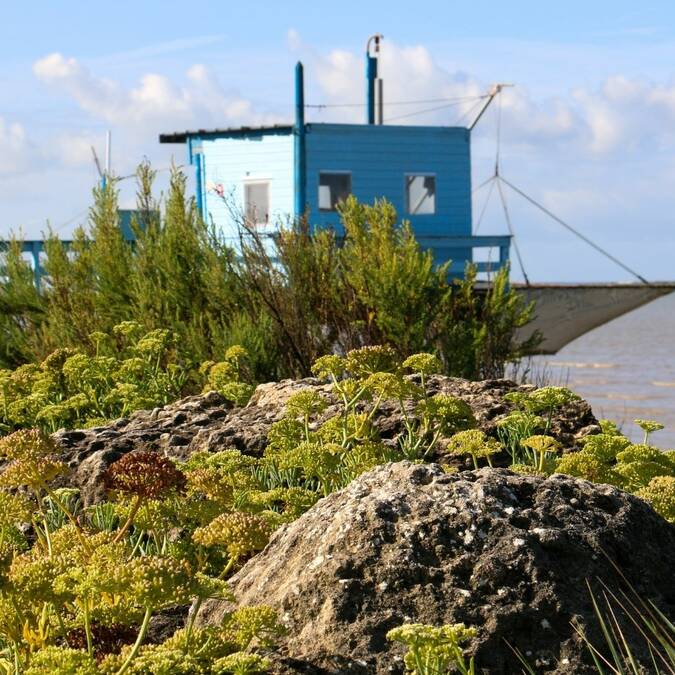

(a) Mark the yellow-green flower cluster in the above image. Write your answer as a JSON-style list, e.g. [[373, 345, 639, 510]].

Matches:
[[0, 323, 254, 433], [193, 512, 273, 561], [201, 346, 254, 406], [417, 394, 476, 436], [0, 490, 33, 528], [446, 429, 501, 469], [285, 389, 328, 418], [402, 353, 442, 376], [387, 622, 477, 675], [0, 428, 67, 490], [212, 652, 271, 674], [222, 605, 287, 650], [523, 386, 581, 414], [345, 345, 397, 377], [636, 476, 675, 523], [23, 646, 98, 675], [554, 424, 675, 522]]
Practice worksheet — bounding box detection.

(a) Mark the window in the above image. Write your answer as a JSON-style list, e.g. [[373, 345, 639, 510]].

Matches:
[[244, 182, 269, 226], [406, 174, 436, 215], [319, 172, 352, 211]]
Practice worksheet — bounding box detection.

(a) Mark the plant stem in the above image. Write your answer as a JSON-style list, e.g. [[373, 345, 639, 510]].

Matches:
[[218, 555, 238, 580], [33, 493, 53, 557], [115, 606, 153, 675], [43, 485, 89, 550], [184, 597, 203, 653], [83, 598, 93, 656], [114, 494, 143, 544]]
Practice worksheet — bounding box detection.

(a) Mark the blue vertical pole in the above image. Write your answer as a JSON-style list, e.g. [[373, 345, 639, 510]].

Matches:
[[195, 151, 203, 216], [294, 62, 306, 219], [32, 241, 42, 290], [366, 55, 377, 124]]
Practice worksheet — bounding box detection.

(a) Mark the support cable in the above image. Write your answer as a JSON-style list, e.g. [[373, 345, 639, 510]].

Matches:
[[473, 83, 648, 285], [385, 100, 469, 123], [473, 174, 496, 194], [496, 176, 530, 285], [495, 91, 503, 172], [455, 97, 488, 127], [306, 94, 487, 109], [473, 176, 496, 234], [499, 176, 649, 285]]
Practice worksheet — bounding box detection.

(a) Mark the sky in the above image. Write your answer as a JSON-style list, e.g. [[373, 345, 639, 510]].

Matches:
[[2, 0, 675, 282]]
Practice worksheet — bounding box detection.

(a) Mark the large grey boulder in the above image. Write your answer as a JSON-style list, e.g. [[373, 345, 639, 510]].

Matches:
[[196, 463, 675, 674]]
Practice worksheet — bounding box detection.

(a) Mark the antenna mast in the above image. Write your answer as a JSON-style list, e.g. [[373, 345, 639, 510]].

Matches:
[[469, 84, 512, 131], [91, 131, 112, 189], [105, 130, 111, 178]]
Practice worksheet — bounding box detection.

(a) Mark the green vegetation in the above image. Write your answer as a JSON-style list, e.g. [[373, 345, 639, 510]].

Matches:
[[0, 430, 285, 674], [387, 623, 477, 675], [0, 165, 538, 382], [0, 324, 252, 434], [554, 418, 675, 523], [578, 575, 675, 675], [0, 345, 673, 672]]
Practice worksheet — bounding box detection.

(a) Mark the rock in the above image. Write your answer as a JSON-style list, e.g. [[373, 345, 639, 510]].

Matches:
[[52, 377, 597, 505], [195, 463, 675, 675]]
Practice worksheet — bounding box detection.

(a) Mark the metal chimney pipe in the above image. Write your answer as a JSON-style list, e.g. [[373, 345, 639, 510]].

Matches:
[[366, 34, 382, 125]]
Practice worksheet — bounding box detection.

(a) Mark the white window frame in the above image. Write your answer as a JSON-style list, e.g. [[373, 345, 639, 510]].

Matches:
[[405, 173, 437, 216], [243, 179, 271, 227], [318, 171, 352, 212]]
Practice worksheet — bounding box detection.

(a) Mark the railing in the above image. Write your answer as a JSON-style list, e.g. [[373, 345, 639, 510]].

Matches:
[[0, 210, 142, 288], [2, 227, 510, 289], [415, 234, 511, 275]]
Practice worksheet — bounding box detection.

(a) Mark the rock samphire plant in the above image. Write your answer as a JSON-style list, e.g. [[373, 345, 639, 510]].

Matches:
[[0, 430, 285, 674], [0, 326, 253, 435], [387, 623, 477, 675]]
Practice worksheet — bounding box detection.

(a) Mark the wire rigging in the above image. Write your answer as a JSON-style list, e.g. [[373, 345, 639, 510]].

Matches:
[[495, 89, 503, 174], [496, 178, 529, 285], [473, 177, 496, 235], [305, 94, 487, 109], [471, 83, 649, 286], [385, 100, 470, 123], [454, 98, 489, 127], [499, 176, 649, 285]]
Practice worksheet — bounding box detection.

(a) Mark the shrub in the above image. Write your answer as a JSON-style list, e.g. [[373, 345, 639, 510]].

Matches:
[[0, 170, 538, 384]]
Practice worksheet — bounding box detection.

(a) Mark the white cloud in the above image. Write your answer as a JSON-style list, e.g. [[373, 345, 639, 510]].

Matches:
[[31, 42, 675, 162], [51, 131, 105, 168], [292, 36, 675, 160], [0, 117, 29, 174], [32, 52, 269, 132], [8, 36, 675, 281]]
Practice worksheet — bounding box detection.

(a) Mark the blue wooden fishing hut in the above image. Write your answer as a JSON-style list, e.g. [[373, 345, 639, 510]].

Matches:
[[159, 45, 510, 277]]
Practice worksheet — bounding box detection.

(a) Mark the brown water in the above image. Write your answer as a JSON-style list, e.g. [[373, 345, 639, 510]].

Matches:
[[531, 292, 675, 447]]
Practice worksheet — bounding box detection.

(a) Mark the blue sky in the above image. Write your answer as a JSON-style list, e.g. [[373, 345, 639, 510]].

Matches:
[[3, 0, 675, 282]]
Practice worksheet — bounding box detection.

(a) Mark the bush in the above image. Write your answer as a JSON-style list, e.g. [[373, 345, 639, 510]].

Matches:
[[0, 168, 538, 383], [235, 196, 539, 379]]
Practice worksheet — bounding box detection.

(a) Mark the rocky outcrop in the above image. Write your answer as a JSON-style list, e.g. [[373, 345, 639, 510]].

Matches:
[[196, 463, 675, 675], [54, 377, 599, 504]]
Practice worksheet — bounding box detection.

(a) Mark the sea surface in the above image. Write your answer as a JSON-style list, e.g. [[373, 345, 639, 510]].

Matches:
[[530, 292, 675, 447]]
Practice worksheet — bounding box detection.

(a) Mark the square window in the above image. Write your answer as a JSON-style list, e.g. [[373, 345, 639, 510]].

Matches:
[[319, 172, 352, 211], [406, 175, 436, 215], [244, 182, 269, 226]]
